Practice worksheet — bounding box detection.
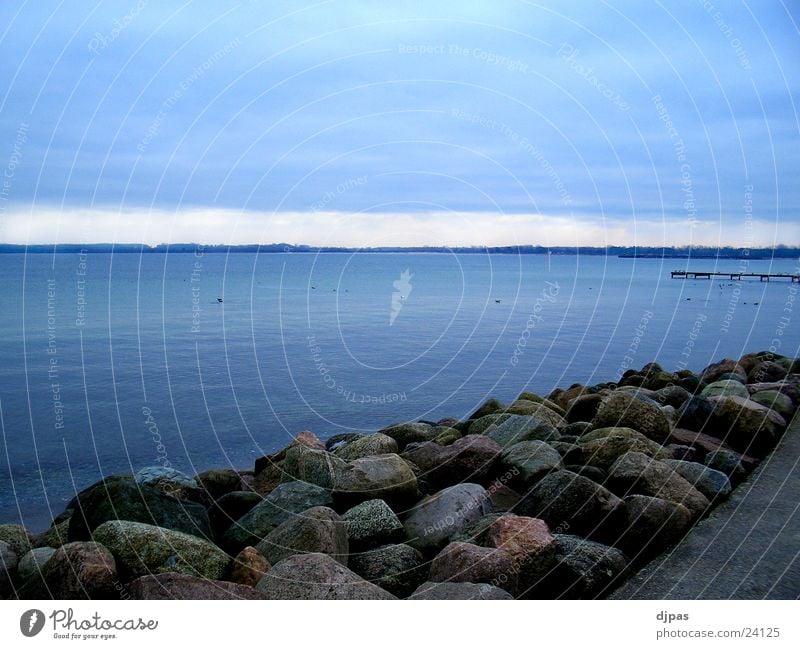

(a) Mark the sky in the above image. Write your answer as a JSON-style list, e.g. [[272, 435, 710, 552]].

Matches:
[[0, 0, 798, 247]]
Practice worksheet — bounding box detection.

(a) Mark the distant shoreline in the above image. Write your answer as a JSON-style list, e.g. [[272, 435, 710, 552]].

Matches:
[[1, 244, 798, 260]]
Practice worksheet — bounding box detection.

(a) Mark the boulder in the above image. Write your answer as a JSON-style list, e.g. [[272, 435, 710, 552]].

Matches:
[[343, 499, 404, 550], [333, 433, 398, 460], [653, 384, 693, 408], [35, 517, 70, 549], [377, 422, 437, 451], [517, 392, 567, 416], [592, 391, 670, 443], [701, 380, 750, 400], [561, 421, 593, 437], [485, 514, 557, 595], [282, 446, 346, 488], [579, 427, 670, 470], [607, 452, 710, 518], [255, 431, 325, 471], [17, 547, 57, 582], [487, 480, 523, 513], [207, 490, 263, 539], [222, 481, 333, 552], [515, 470, 626, 541], [550, 442, 582, 464], [92, 520, 229, 580], [433, 427, 462, 445], [403, 483, 493, 552], [469, 398, 506, 420], [499, 441, 563, 487], [565, 465, 608, 484], [332, 453, 419, 507], [750, 390, 795, 420], [195, 468, 245, 500], [255, 506, 348, 566], [0, 541, 17, 597], [67, 478, 212, 542], [128, 573, 267, 599], [133, 466, 201, 501], [666, 444, 701, 462], [707, 395, 786, 456], [701, 359, 747, 384], [229, 546, 270, 587], [662, 460, 732, 501], [565, 394, 604, 423], [402, 436, 501, 488], [676, 396, 718, 433], [618, 495, 693, 561], [704, 450, 748, 484], [0, 523, 33, 557], [256, 553, 396, 599], [18, 541, 117, 599], [548, 534, 628, 598], [469, 413, 514, 436], [349, 543, 427, 598], [485, 414, 560, 448], [505, 401, 567, 428], [407, 580, 513, 600], [748, 360, 788, 383], [325, 432, 363, 452], [429, 541, 518, 592], [747, 380, 800, 406]]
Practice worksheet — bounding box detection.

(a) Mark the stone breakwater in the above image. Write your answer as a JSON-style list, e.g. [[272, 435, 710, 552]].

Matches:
[[1, 351, 798, 600]]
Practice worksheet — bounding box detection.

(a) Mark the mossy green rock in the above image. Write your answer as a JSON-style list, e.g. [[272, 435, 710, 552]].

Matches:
[[0, 523, 33, 557], [701, 380, 750, 400], [93, 520, 229, 580]]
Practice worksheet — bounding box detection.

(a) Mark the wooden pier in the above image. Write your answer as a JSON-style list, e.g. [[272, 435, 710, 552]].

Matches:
[[671, 270, 800, 282]]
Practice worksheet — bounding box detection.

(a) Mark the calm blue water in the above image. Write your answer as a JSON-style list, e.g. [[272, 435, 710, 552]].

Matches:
[[1, 251, 798, 530]]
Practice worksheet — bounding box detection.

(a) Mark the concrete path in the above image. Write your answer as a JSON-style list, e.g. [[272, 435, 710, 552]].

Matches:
[[611, 413, 800, 599]]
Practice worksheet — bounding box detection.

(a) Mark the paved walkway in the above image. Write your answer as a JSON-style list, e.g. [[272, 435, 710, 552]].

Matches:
[[611, 412, 800, 599]]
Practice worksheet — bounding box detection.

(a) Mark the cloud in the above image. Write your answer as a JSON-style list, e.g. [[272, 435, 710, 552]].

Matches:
[[2, 206, 795, 248]]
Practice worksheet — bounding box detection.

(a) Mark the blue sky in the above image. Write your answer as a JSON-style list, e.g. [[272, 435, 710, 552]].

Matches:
[[0, 0, 798, 246]]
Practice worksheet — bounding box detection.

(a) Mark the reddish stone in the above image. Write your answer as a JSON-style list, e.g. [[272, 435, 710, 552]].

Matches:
[[230, 546, 270, 587], [429, 542, 517, 593], [128, 573, 267, 599]]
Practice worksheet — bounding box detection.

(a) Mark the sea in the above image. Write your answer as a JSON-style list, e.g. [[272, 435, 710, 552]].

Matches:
[[0, 251, 797, 530]]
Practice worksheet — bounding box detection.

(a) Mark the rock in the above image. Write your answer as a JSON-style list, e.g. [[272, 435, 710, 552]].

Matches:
[[92, 520, 229, 580], [566, 394, 604, 423], [549, 534, 628, 598], [643, 371, 680, 391], [485, 414, 560, 448], [0, 524, 33, 557], [252, 461, 284, 495], [325, 432, 363, 452], [256, 553, 396, 599], [18, 541, 117, 599], [343, 499, 404, 550], [222, 481, 333, 552], [701, 358, 747, 384], [1, 541, 17, 597], [515, 470, 625, 541], [592, 391, 670, 443], [349, 543, 426, 598], [562, 421, 593, 437], [517, 392, 567, 416], [607, 452, 710, 518], [195, 468, 245, 500], [704, 450, 748, 484], [668, 427, 742, 458], [134, 466, 201, 501], [450, 513, 504, 544], [229, 546, 270, 587], [255, 432, 325, 472], [433, 428, 462, 445], [34, 517, 70, 549], [67, 478, 212, 542], [403, 483, 493, 552], [282, 446, 346, 488], [128, 573, 267, 599], [487, 480, 523, 513], [333, 433, 398, 460], [653, 384, 693, 408], [550, 442, 583, 464], [619, 495, 693, 560], [666, 444, 701, 462], [707, 395, 786, 456], [377, 422, 437, 451], [565, 465, 608, 484], [505, 401, 567, 428], [332, 454, 419, 507], [676, 396, 717, 432], [17, 547, 57, 582], [485, 514, 557, 595], [747, 380, 800, 405], [750, 390, 795, 420], [469, 413, 514, 435], [407, 580, 513, 600], [469, 398, 506, 420], [255, 506, 348, 567], [429, 542, 518, 592], [500, 441, 563, 487], [208, 490, 263, 539], [402, 436, 502, 488], [579, 427, 670, 470], [701, 379, 750, 399], [662, 460, 732, 501], [748, 360, 788, 383]]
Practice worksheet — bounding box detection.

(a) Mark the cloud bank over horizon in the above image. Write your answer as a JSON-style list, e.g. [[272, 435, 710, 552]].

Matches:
[[0, 1, 798, 247]]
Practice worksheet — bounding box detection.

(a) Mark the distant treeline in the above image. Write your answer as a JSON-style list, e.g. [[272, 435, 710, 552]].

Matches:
[[0, 243, 798, 259]]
